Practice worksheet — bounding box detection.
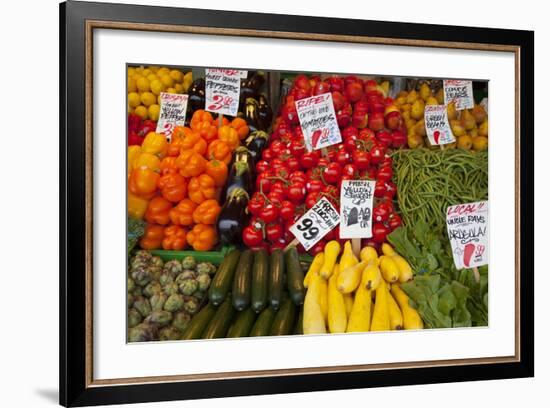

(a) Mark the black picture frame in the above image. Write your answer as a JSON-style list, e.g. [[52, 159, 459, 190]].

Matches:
[[60, 1, 534, 406]]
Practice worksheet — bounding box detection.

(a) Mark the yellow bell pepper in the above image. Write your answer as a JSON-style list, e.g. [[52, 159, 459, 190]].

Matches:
[[128, 191, 150, 220], [128, 145, 141, 176], [134, 152, 161, 172], [141, 132, 168, 158]]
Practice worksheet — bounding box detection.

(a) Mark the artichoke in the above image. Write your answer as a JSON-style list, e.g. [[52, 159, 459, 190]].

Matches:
[[133, 296, 152, 317], [182, 296, 200, 315], [164, 293, 184, 312], [196, 262, 211, 275], [179, 279, 199, 296], [128, 308, 142, 328], [149, 265, 163, 281], [127, 277, 135, 293], [143, 281, 162, 298], [131, 266, 152, 287], [128, 322, 158, 342], [159, 273, 174, 287], [172, 311, 192, 332], [163, 260, 183, 278], [131, 250, 152, 270], [131, 286, 143, 297], [146, 310, 172, 327], [127, 294, 135, 308], [134, 249, 153, 261], [181, 256, 197, 270], [163, 282, 180, 296], [175, 270, 196, 285], [196, 273, 211, 292], [159, 326, 182, 341], [150, 256, 164, 269], [150, 292, 167, 311]]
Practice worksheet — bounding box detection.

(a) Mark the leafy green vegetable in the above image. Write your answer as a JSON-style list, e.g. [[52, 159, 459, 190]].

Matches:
[[388, 223, 487, 328], [128, 217, 146, 254]]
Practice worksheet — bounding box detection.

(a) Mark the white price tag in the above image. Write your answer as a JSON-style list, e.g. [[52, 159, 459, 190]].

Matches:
[[290, 198, 340, 251], [238, 70, 248, 79], [339, 180, 376, 239], [205, 68, 242, 117], [443, 80, 474, 110], [155, 92, 189, 138], [446, 201, 489, 269], [295, 93, 342, 152], [424, 105, 455, 145], [480, 97, 488, 114]]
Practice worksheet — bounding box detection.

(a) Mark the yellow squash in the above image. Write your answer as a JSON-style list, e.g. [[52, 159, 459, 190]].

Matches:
[[381, 243, 413, 282], [337, 261, 366, 294], [360, 246, 379, 264], [361, 262, 382, 290], [390, 284, 423, 330], [388, 291, 404, 330], [318, 274, 328, 323], [327, 265, 347, 333], [339, 241, 358, 273], [379, 255, 400, 283], [319, 240, 341, 279], [303, 273, 327, 334], [346, 284, 372, 332], [371, 280, 391, 331], [303, 253, 324, 288]]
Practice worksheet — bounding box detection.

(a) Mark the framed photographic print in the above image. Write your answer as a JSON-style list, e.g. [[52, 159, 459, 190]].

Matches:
[[60, 0, 534, 406]]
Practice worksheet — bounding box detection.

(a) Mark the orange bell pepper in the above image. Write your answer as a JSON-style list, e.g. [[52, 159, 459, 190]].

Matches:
[[145, 196, 173, 225], [139, 224, 165, 250], [127, 191, 150, 220], [158, 172, 187, 203], [180, 130, 207, 156], [207, 140, 232, 164], [176, 149, 207, 178], [167, 126, 186, 157], [186, 224, 217, 251], [195, 121, 218, 143], [190, 110, 213, 129], [159, 156, 178, 175], [218, 125, 240, 150], [162, 225, 188, 250], [141, 132, 168, 158], [188, 174, 216, 204], [169, 198, 197, 226], [230, 117, 250, 140], [192, 199, 222, 225], [205, 159, 228, 187], [129, 167, 160, 199]]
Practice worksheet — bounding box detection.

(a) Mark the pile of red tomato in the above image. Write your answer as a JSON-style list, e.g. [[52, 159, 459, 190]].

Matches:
[[242, 74, 406, 255]]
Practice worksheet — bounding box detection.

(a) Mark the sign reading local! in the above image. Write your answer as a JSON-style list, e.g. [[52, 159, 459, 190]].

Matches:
[[205, 68, 245, 117], [424, 105, 455, 146], [443, 79, 474, 110], [155, 92, 189, 139], [295, 92, 342, 152], [446, 200, 489, 270], [290, 198, 340, 251], [339, 180, 376, 239]]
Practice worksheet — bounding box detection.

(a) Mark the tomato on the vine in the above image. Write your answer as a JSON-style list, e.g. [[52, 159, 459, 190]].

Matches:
[[389, 213, 402, 230], [369, 145, 385, 165], [255, 160, 270, 174], [242, 225, 263, 247], [247, 193, 265, 216], [287, 182, 306, 203], [300, 151, 319, 169], [376, 166, 393, 182], [266, 223, 284, 241], [352, 150, 370, 170], [342, 164, 358, 178], [259, 204, 279, 223], [372, 222, 390, 243], [322, 162, 342, 185], [279, 200, 296, 220], [372, 203, 391, 223], [289, 170, 307, 185]]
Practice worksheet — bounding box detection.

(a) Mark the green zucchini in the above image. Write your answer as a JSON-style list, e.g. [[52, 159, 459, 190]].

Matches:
[[251, 249, 269, 312], [249, 307, 275, 337], [294, 307, 304, 335], [226, 308, 256, 338], [269, 297, 296, 336], [232, 249, 254, 311], [181, 303, 217, 340], [268, 249, 285, 310], [208, 249, 241, 306], [285, 247, 305, 306], [201, 297, 235, 339]]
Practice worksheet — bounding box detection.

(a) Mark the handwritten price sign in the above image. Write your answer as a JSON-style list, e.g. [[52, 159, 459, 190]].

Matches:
[[446, 201, 489, 269], [424, 105, 455, 146], [205, 68, 245, 117], [290, 198, 340, 251], [443, 80, 474, 110], [339, 180, 376, 239], [155, 92, 189, 139], [295, 93, 342, 152]]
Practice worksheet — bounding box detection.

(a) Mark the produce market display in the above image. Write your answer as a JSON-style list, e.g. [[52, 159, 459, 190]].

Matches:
[[126, 65, 489, 342]]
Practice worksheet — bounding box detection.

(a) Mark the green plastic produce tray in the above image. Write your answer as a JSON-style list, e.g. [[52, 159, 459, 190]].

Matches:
[[150, 246, 235, 265]]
